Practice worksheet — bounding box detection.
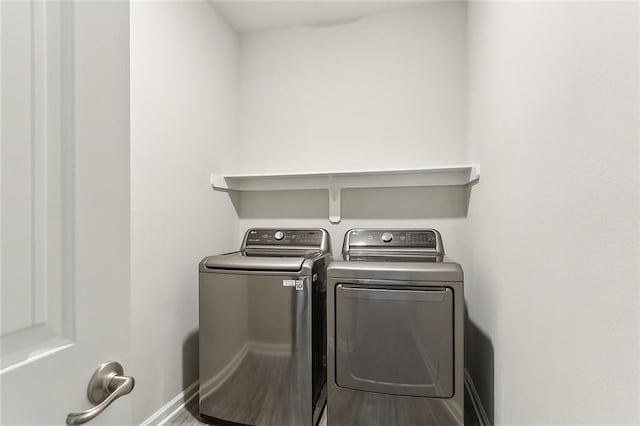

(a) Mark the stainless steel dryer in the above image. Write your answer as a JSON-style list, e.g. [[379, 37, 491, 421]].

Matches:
[[327, 229, 464, 426], [199, 228, 331, 426]]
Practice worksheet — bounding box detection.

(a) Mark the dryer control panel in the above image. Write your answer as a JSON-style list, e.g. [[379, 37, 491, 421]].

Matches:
[[346, 229, 437, 248], [343, 228, 444, 259]]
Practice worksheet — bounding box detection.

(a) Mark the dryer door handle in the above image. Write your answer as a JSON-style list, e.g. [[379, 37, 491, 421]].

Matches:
[[339, 286, 449, 302]]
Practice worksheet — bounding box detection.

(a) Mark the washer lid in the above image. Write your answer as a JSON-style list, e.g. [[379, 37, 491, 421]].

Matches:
[[203, 252, 307, 272]]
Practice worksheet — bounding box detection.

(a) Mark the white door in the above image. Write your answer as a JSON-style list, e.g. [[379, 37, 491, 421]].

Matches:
[[1, 1, 132, 424]]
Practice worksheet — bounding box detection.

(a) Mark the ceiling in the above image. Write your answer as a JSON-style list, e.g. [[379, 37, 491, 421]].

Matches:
[[209, 1, 428, 33]]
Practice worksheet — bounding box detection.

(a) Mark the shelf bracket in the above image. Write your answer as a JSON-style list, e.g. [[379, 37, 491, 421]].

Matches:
[[328, 175, 342, 224], [210, 174, 230, 191]]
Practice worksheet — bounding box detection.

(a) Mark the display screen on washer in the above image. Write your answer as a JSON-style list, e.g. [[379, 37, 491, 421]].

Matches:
[[335, 284, 454, 398], [246, 229, 323, 246]]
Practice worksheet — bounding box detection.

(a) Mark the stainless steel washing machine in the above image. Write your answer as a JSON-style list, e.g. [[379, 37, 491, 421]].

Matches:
[[327, 229, 464, 425], [199, 228, 331, 426]]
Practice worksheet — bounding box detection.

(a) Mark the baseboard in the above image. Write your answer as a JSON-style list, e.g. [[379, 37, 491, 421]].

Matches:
[[464, 369, 491, 426], [140, 380, 199, 426]]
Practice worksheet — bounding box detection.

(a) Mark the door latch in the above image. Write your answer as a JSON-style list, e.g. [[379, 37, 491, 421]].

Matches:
[[66, 361, 135, 425]]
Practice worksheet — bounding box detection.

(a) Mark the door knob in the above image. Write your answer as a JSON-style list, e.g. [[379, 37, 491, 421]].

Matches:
[[66, 361, 135, 425]]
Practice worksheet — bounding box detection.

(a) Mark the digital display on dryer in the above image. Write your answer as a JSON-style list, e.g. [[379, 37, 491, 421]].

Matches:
[[349, 230, 437, 248]]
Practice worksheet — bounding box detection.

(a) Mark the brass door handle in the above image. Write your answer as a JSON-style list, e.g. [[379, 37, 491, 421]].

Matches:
[[66, 361, 135, 425]]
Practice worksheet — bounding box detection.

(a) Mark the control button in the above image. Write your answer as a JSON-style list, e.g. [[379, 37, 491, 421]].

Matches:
[[381, 232, 393, 243], [274, 231, 285, 241]]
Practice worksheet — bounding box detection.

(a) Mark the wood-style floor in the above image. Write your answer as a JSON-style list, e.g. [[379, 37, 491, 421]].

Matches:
[[165, 391, 479, 426], [165, 398, 327, 426]]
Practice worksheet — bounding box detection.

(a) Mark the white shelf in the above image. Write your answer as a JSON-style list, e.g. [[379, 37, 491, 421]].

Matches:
[[211, 164, 480, 223]]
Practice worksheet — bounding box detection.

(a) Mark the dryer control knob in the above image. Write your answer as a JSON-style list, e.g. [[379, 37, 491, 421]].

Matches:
[[381, 232, 393, 243], [274, 231, 285, 241]]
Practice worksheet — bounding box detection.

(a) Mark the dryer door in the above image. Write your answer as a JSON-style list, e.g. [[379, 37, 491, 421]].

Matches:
[[335, 285, 454, 398]]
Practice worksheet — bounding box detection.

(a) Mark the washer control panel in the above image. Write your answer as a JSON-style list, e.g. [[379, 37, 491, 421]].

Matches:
[[347, 229, 438, 249], [245, 229, 325, 247]]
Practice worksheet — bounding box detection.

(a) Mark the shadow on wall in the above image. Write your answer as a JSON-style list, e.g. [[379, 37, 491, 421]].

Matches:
[[230, 186, 471, 219], [465, 307, 495, 426], [183, 330, 199, 417]]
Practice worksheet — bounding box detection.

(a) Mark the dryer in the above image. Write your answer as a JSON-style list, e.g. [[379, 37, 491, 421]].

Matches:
[[199, 228, 331, 426], [327, 229, 464, 425]]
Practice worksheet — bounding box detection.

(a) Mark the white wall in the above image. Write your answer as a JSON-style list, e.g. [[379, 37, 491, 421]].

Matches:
[[131, 2, 639, 424], [236, 2, 467, 174], [130, 2, 239, 422], [233, 2, 469, 262], [235, 185, 471, 262], [466, 2, 639, 424]]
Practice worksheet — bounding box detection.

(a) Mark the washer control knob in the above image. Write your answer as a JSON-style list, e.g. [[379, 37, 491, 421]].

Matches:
[[381, 232, 393, 243], [274, 231, 285, 241]]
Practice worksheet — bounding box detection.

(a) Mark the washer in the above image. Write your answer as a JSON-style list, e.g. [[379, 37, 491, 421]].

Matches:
[[327, 229, 464, 425], [199, 228, 331, 426]]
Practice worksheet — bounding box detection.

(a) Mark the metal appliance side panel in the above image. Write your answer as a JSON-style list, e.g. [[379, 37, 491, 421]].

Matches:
[[327, 278, 465, 426], [335, 286, 454, 398], [199, 271, 313, 426], [311, 260, 328, 426]]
